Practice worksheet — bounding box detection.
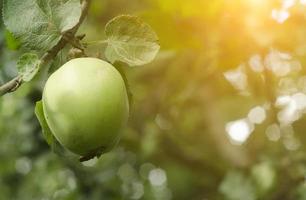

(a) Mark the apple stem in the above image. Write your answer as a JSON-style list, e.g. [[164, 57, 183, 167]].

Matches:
[[79, 146, 106, 162]]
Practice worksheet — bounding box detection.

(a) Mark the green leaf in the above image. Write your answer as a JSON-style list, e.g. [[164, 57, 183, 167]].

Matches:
[[105, 15, 160, 66], [4, 30, 20, 50], [3, 0, 82, 51], [35, 101, 64, 154], [114, 63, 133, 108], [17, 53, 41, 82]]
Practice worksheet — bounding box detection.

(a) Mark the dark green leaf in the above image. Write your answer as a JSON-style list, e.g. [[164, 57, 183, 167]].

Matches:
[[105, 15, 160, 66], [34, 100, 64, 155], [3, 0, 82, 51], [17, 53, 40, 82]]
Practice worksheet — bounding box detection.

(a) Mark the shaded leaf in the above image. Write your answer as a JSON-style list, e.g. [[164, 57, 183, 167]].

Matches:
[[3, 0, 82, 51], [34, 101, 64, 155], [17, 53, 40, 82], [105, 15, 160, 66]]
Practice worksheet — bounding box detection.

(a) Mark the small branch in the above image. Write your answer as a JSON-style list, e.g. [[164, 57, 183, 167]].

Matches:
[[0, 75, 22, 96], [0, 0, 91, 97], [62, 33, 85, 51], [76, 34, 86, 40]]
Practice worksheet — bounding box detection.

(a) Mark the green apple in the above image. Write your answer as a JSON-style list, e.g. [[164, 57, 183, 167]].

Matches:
[[42, 57, 129, 156]]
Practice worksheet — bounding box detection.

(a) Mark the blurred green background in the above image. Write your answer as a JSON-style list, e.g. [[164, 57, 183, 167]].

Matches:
[[3, 0, 306, 199]]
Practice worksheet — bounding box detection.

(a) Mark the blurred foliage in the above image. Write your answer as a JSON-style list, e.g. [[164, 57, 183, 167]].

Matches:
[[3, 0, 306, 199]]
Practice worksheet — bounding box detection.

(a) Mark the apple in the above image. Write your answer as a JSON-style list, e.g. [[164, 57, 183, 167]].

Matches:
[[42, 57, 129, 157]]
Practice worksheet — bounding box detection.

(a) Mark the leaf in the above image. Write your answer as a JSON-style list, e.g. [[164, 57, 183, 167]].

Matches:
[[114, 63, 133, 108], [3, 0, 82, 51], [35, 101, 64, 155], [105, 15, 160, 66], [17, 53, 41, 82], [5, 30, 20, 50]]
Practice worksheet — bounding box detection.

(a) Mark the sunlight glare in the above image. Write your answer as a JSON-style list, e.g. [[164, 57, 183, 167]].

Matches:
[[225, 119, 253, 145], [282, 0, 296, 9], [271, 9, 290, 23], [246, 0, 268, 7]]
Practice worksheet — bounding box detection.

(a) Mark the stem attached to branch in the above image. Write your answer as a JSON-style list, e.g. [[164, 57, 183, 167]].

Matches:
[[0, 0, 91, 97]]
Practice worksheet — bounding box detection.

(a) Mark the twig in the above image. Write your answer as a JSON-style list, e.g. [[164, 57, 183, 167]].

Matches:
[[62, 34, 85, 51], [0, 0, 91, 97], [0, 75, 22, 96]]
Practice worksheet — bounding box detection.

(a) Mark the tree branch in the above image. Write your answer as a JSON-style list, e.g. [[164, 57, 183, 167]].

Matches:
[[0, 0, 91, 97], [0, 75, 22, 96]]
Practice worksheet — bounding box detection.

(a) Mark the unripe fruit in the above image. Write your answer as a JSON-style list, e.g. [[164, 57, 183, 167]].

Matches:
[[42, 58, 129, 156]]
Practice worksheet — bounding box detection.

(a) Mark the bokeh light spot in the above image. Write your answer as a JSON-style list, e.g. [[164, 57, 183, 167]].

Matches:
[[248, 106, 266, 124], [149, 168, 167, 186], [266, 124, 281, 141], [225, 119, 254, 145]]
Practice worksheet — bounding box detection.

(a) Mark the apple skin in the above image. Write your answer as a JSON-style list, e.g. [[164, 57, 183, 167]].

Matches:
[[42, 58, 129, 156]]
